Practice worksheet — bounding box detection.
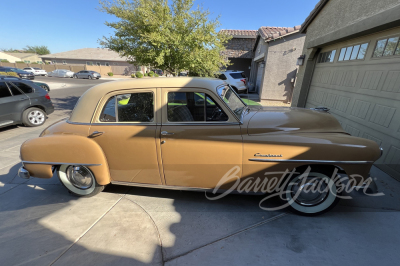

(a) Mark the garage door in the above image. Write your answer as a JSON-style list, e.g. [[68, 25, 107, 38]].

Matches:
[[305, 28, 400, 179], [255, 62, 264, 94]]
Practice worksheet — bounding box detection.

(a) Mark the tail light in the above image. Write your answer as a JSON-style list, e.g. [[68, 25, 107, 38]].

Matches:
[[241, 79, 246, 85], [45, 93, 51, 100]]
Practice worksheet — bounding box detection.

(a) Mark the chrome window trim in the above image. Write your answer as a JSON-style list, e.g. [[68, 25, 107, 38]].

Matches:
[[248, 159, 373, 164], [22, 161, 101, 166]]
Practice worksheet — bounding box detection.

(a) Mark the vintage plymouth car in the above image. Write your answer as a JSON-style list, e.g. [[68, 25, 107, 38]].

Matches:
[[19, 78, 382, 215]]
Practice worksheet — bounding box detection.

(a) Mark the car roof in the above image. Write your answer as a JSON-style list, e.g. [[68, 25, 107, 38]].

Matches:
[[70, 77, 226, 123]]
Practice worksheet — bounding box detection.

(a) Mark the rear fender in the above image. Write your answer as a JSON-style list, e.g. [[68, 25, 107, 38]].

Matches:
[[21, 135, 111, 185]]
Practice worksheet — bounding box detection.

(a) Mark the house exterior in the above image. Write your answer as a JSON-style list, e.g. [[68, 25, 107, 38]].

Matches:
[[0, 52, 42, 63], [40, 48, 133, 67], [248, 26, 305, 102], [220, 30, 257, 78], [291, 0, 400, 179]]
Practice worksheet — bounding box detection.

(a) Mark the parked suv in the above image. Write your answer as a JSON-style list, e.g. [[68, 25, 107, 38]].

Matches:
[[73, 70, 101, 79], [0, 77, 54, 128], [217, 70, 248, 93], [0, 67, 35, 80]]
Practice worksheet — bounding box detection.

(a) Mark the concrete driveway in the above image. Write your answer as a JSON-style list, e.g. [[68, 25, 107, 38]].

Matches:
[[1, 81, 400, 266]]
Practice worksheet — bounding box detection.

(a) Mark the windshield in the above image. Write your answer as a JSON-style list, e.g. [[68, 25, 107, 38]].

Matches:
[[229, 72, 246, 79], [217, 85, 246, 119]]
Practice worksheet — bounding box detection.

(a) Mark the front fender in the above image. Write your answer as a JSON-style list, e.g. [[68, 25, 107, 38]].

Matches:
[[21, 135, 111, 185]]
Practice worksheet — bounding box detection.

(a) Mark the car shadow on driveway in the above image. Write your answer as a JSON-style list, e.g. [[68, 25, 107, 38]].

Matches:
[[51, 95, 81, 112]]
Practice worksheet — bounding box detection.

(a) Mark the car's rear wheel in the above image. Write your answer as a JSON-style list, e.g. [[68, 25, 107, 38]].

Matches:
[[22, 107, 47, 127], [57, 165, 104, 197], [283, 168, 341, 216], [73, 75, 77, 79]]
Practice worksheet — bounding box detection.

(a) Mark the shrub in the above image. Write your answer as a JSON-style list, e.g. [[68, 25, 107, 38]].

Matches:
[[136, 71, 143, 78], [154, 73, 159, 77], [0, 59, 9, 63], [15, 61, 25, 63], [30, 62, 38, 64], [0, 71, 18, 77], [148, 71, 154, 77], [143, 73, 148, 76], [131, 73, 136, 78], [108, 72, 114, 76]]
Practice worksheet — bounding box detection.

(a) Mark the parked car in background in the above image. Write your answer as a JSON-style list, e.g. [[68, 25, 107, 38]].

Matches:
[[48, 69, 74, 78], [152, 69, 163, 76], [178, 71, 188, 77], [0, 75, 50, 92], [217, 70, 248, 93], [18, 78, 382, 215], [22, 67, 48, 76], [0, 67, 35, 80], [73, 70, 101, 79], [0, 77, 54, 128]]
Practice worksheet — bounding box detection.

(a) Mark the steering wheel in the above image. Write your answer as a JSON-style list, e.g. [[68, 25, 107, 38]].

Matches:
[[208, 107, 224, 121]]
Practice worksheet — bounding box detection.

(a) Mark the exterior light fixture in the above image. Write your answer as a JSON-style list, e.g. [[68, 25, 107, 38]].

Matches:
[[296, 54, 306, 66], [296, 54, 305, 66]]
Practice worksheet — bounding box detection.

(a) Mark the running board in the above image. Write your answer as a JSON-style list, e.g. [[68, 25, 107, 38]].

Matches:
[[0, 120, 14, 127], [111, 181, 211, 192]]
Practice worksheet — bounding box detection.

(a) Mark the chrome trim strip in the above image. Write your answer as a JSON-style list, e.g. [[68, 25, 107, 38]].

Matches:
[[111, 181, 211, 192], [248, 159, 373, 164], [22, 161, 101, 166], [66, 120, 91, 125]]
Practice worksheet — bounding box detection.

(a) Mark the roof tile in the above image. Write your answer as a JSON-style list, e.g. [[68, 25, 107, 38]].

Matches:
[[220, 29, 258, 38], [258, 25, 302, 42]]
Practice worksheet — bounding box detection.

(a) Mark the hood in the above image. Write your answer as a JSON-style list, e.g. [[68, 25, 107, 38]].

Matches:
[[246, 106, 346, 135]]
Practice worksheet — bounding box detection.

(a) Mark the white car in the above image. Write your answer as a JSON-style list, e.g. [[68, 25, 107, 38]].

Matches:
[[23, 67, 48, 76], [48, 69, 74, 78], [217, 70, 248, 93]]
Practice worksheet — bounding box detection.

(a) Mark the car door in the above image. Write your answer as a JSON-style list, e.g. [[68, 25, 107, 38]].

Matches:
[[88, 88, 163, 185], [160, 88, 243, 189], [0, 81, 30, 125]]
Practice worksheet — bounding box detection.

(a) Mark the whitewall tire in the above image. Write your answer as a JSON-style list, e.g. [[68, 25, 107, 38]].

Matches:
[[57, 165, 104, 197], [284, 170, 341, 216]]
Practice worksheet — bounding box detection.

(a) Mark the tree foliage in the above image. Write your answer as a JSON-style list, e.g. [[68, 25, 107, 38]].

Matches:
[[1, 45, 50, 55], [24, 45, 50, 55], [99, 0, 231, 76]]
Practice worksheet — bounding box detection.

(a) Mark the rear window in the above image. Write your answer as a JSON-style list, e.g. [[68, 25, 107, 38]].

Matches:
[[229, 72, 246, 79], [11, 82, 34, 94], [0, 82, 11, 98], [34, 68, 41, 70]]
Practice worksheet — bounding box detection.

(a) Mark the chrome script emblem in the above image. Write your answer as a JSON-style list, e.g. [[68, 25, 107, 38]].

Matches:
[[254, 153, 283, 158]]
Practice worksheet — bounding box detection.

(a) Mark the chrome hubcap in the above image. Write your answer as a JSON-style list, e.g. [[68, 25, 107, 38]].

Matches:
[[289, 176, 329, 206], [66, 165, 94, 189], [28, 110, 45, 125]]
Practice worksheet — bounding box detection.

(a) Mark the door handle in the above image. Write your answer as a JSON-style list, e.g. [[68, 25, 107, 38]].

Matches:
[[88, 131, 104, 138], [161, 131, 174, 136]]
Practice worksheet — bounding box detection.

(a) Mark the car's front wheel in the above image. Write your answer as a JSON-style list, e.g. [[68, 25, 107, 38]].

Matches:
[[22, 107, 47, 127], [57, 165, 104, 197], [283, 168, 341, 216], [88, 75, 93, 79], [73, 75, 78, 79]]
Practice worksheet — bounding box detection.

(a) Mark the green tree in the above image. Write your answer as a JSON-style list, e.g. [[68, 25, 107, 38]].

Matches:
[[24, 45, 50, 55], [99, 0, 231, 76]]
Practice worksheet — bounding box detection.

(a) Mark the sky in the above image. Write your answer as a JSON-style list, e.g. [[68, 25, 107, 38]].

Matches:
[[0, 0, 320, 54]]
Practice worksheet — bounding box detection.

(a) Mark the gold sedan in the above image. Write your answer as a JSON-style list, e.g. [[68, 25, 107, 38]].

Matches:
[[18, 78, 382, 215]]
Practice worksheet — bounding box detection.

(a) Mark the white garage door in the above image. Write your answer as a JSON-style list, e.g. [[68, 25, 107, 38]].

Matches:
[[305, 28, 400, 179]]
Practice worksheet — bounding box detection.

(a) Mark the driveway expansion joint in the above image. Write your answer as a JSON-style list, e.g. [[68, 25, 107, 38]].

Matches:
[[165, 212, 288, 263]]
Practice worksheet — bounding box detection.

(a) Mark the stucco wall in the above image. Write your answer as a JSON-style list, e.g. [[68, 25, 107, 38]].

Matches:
[[222, 38, 256, 59], [305, 0, 400, 44], [259, 33, 306, 101]]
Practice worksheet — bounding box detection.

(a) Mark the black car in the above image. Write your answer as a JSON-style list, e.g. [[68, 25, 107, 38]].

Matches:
[[0, 77, 54, 128], [0, 67, 35, 80], [0, 75, 50, 92]]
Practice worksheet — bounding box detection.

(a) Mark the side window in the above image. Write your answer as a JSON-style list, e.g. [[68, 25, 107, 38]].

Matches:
[[0, 82, 11, 98], [167, 92, 228, 122], [100, 96, 116, 122], [117, 93, 154, 122], [7, 83, 22, 95], [11, 82, 33, 94], [219, 74, 227, 80]]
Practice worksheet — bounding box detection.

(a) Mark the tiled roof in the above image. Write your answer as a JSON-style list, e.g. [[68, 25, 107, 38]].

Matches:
[[258, 26, 302, 42], [40, 48, 128, 61], [220, 30, 258, 38]]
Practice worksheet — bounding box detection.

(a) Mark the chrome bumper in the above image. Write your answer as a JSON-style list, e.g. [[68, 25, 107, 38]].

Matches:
[[18, 167, 31, 179]]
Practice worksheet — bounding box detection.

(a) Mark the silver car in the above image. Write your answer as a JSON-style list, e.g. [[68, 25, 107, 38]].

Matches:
[[73, 70, 101, 79], [48, 69, 74, 78]]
